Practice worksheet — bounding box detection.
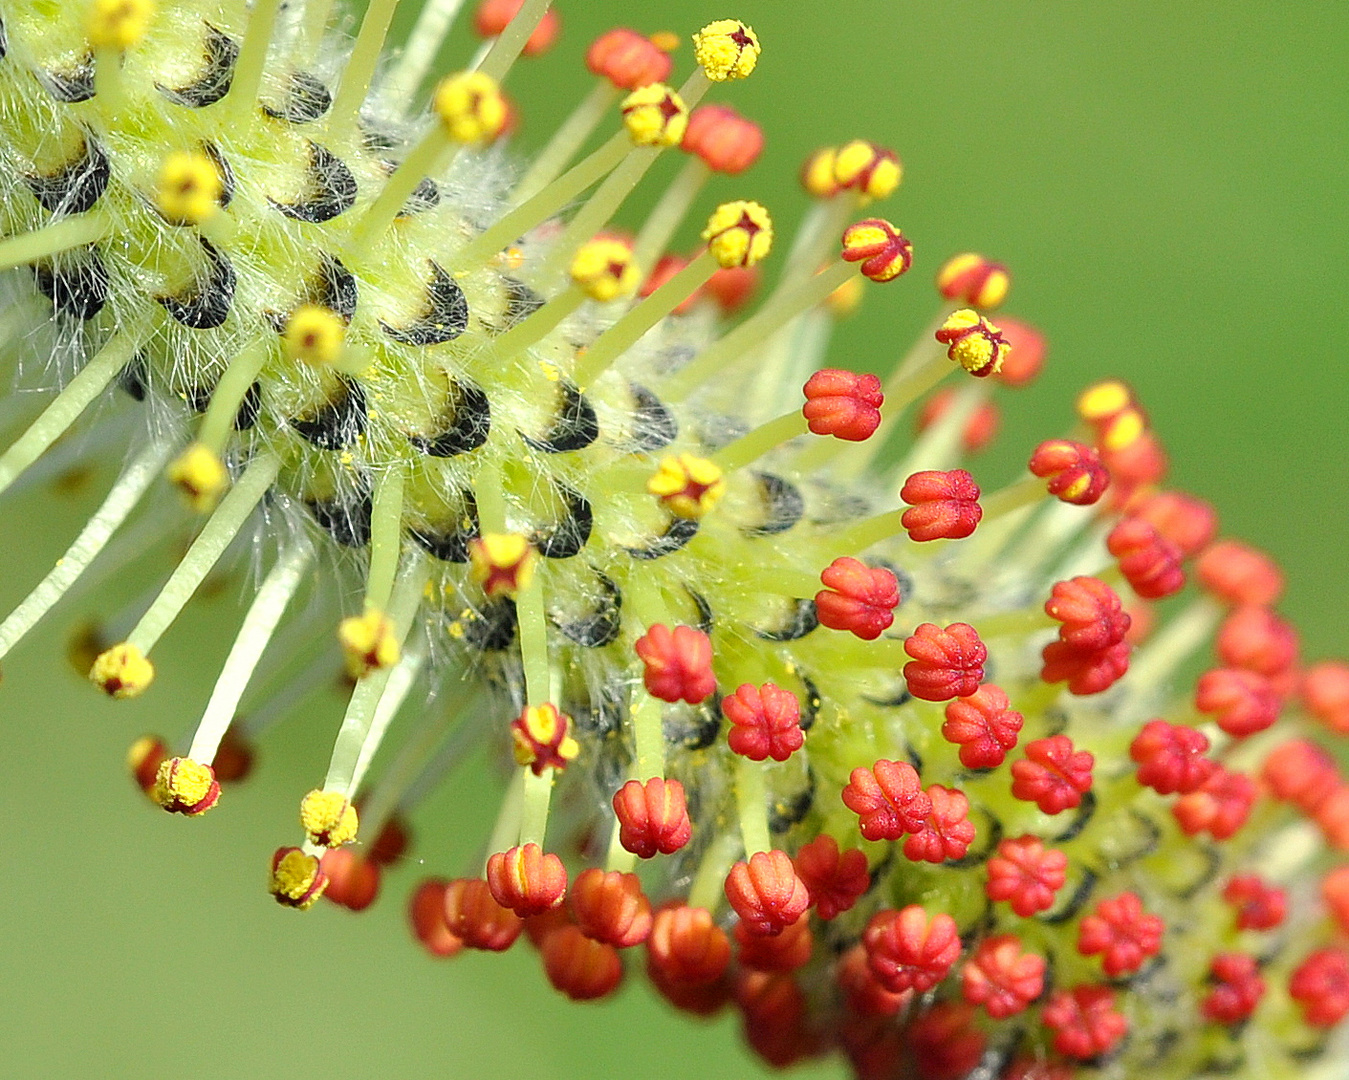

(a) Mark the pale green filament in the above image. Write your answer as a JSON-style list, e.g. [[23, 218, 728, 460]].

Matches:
[[344, 128, 455, 259], [688, 830, 741, 912], [198, 342, 269, 454], [516, 579, 550, 707], [125, 454, 281, 656], [518, 766, 554, 848], [349, 643, 426, 795], [0, 319, 149, 497], [187, 543, 314, 764], [91, 47, 125, 116], [383, 0, 468, 108], [735, 755, 771, 857], [714, 410, 810, 473], [483, 768, 524, 869], [0, 439, 171, 661], [297, 0, 339, 59], [1128, 597, 1224, 695], [630, 157, 712, 274], [225, 0, 286, 124], [326, 0, 401, 137], [475, 0, 552, 82], [365, 464, 406, 613], [490, 286, 586, 361], [513, 83, 620, 204], [631, 686, 665, 782]]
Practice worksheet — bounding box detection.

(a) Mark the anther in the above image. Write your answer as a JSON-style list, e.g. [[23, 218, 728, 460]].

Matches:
[[833, 140, 902, 201], [900, 469, 983, 541], [299, 789, 359, 847], [283, 304, 346, 367], [1195, 667, 1281, 738], [1305, 661, 1349, 734], [486, 842, 568, 917], [843, 759, 931, 842], [1108, 517, 1186, 599], [321, 848, 380, 912], [1011, 735, 1094, 815], [702, 200, 774, 268], [166, 443, 228, 513], [613, 777, 692, 858], [338, 608, 400, 680], [1042, 985, 1128, 1060], [444, 878, 523, 951], [570, 869, 652, 948], [570, 237, 640, 301], [692, 19, 760, 82], [941, 684, 1023, 769], [723, 682, 803, 762], [961, 935, 1045, 1019], [682, 105, 763, 174], [89, 641, 154, 698], [935, 309, 1011, 377], [586, 29, 672, 89], [1028, 439, 1110, 505], [155, 150, 223, 226], [904, 784, 976, 864], [1129, 719, 1215, 795], [1077, 892, 1164, 977], [724, 850, 810, 937], [1222, 874, 1287, 931], [993, 317, 1047, 386], [903, 622, 986, 701], [621, 83, 689, 148], [815, 558, 899, 640], [1290, 949, 1349, 1027], [269, 847, 328, 910], [511, 702, 579, 775], [863, 906, 961, 993], [840, 218, 913, 283], [150, 757, 220, 815], [433, 70, 509, 143], [985, 835, 1068, 917], [1172, 766, 1257, 841], [543, 925, 624, 1001], [409, 880, 464, 958], [468, 533, 536, 598], [1202, 953, 1265, 1024], [1196, 540, 1284, 607], [647, 454, 725, 520], [802, 369, 884, 442], [936, 254, 1009, 310], [87, 0, 154, 50]]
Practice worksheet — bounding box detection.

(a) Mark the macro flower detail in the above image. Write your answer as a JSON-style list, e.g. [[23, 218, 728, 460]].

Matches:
[[792, 835, 869, 921], [899, 468, 982, 542], [832, 140, 902, 201], [700, 199, 773, 268], [1129, 718, 1216, 795], [935, 309, 1010, 376], [1010, 735, 1094, 815], [960, 935, 1045, 1019], [620, 83, 689, 148], [1042, 985, 1128, 1060], [903, 622, 987, 701], [815, 557, 900, 640], [612, 778, 691, 858], [298, 789, 358, 847], [1029, 439, 1110, 505], [936, 253, 1010, 310], [681, 105, 764, 175], [842, 759, 932, 842], [510, 702, 580, 774], [634, 624, 715, 705], [863, 906, 961, 993], [722, 682, 804, 761], [151, 756, 220, 816], [802, 369, 884, 442], [1076, 891, 1164, 977], [985, 835, 1068, 917], [942, 684, 1024, 769], [840, 218, 913, 282], [724, 849, 810, 936], [691, 19, 760, 81], [485, 842, 568, 917]]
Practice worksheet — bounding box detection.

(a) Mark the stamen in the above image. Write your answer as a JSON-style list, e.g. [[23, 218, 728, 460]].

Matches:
[[0, 319, 150, 497], [224, 0, 286, 123], [0, 213, 112, 274], [187, 544, 314, 765], [736, 755, 772, 857], [349, 643, 426, 795], [895, 380, 992, 479], [325, 0, 401, 137], [381, 0, 469, 109], [365, 464, 407, 615], [474, 0, 552, 82], [513, 82, 620, 203], [0, 440, 171, 662]]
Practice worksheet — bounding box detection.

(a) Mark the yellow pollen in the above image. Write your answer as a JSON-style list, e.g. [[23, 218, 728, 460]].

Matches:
[[469, 533, 536, 598], [692, 19, 761, 81], [87, 0, 154, 50], [649, 30, 680, 52], [166, 443, 228, 513], [834, 140, 902, 201], [283, 304, 345, 367], [620, 83, 689, 148], [841, 222, 893, 255], [432, 71, 508, 143], [299, 789, 359, 847], [702, 200, 774, 268], [1077, 380, 1133, 422], [802, 147, 840, 199], [154, 150, 222, 226], [89, 642, 154, 699], [337, 608, 400, 679], [1102, 408, 1147, 452], [150, 757, 217, 814], [270, 849, 326, 909], [570, 239, 639, 302], [648, 454, 726, 520]]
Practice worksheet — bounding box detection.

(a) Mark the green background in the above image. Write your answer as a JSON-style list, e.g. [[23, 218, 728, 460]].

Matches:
[[2, 2, 1347, 1078]]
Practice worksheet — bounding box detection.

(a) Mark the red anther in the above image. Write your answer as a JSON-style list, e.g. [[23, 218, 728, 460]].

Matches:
[[1041, 639, 1131, 695], [320, 847, 380, 912], [904, 784, 977, 864], [1195, 668, 1282, 738], [681, 104, 763, 174], [639, 254, 698, 315], [735, 912, 813, 972], [908, 1002, 987, 1080], [941, 683, 1024, 770], [367, 813, 411, 867], [837, 944, 911, 1017], [1011, 735, 1094, 815], [510, 701, 578, 775], [703, 263, 759, 313], [1217, 605, 1298, 677], [1129, 719, 1215, 795], [647, 904, 732, 986], [723, 681, 804, 761], [212, 725, 255, 783], [486, 842, 568, 917], [1322, 866, 1349, 935], [1315, 785, 1349, 849], [1196, 540, 1284, 607], [127, 734, 167, 794], [1041, 985, 1128, 1061], [1172, 767, 1257, 841], [585, 28, 671, 89], [634, 623, 715, 704], [815, 557, 900, 640], [916, 387, 1000, 453], [474, 0, 559, 55], [1000, 1057, 1075, 1080], [1028, 440, 1110, 506], [736, 972, 818, 1070], [862, 906, 962, 993], [802, 368, 884, 442], [1101, 429, 1167, 502], [936, 253, 1010, 310], [1222, 874, 1287, 932], [1261, 738, 1340, 811], [521, 906, 572, 951], [1202, 952, 1266, 1024], [840, 218, 913, 283], [986, 836, 1069, 917], [1290, 948, 1349, 1027], [899, 469, 983, 542], [725, 849, 810, 937], [443, 877, 523, 951], [842, 759, 933, 842], [1107, 518, 1185, 600], [1304, 661, 1349, 735], [1134, 490, 1218, 559], [542, 924, 623, 1001], [612, 777, 692, 858], [903, 622, 987, 701], [1045, 576, 1130, 653], [569, 868, 652, 947], [409, 879, 464, 958], [993, 317, 1047, 387], [961, 934, 1046, 1019], [1076, 892, 1164, 978], [793, 834, 869, 920]]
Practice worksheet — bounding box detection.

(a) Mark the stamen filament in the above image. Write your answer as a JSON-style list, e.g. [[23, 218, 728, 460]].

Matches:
[[198, 342, 269, 454], [895, 380, 992, 480], [483, 768, 525, 871], [0, 212, 112, 273], [92, 47, 125, 114], [517, 575, 550, 707], [980, 474, 1048, 521], [713, 409, 809, 473], [513, 82, 620, 203], [0, 440, 171, 660], [572, 250, 716, 389], [736, 755, 772, 857], [689, 830, 741, 912], [475, 0, 552, 82], [297, 0, 338, 59], [225, 0, 286, 123], [344, 128, 455, 260], [349, 643, 426, 795], [489, 286, 586, 359], [632, 686, 666, 781], [326, 0, 401, 137], [126, 454, 281, 656], [365, 464, 407, 613], [187, 543, 314, 764], [518, 767, 554, 848], [0, 319, 150, 497], [631, 157, 712, 273], [382, 0, 469, 109], [1128, 597, 1224, 693]]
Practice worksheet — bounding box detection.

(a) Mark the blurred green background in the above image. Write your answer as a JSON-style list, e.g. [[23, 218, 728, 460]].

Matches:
[[2, 2, 1347, 1078]]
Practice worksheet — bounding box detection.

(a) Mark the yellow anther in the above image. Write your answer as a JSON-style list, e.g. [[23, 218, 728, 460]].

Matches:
[[469, 533, 536, 598], [702, 200, 774, 269], [155, 150, 222, 226], [825, 275, 865, 318], [648, 453, 726, 520], [269, 848, 328, 909], [620, 83, 689, 148], [89, 642, 154, 699], [801, 147, 841, 199], [87, 0, 154, 49], [1101, 408, 1147, 453], [283, 304, 345, 367], [511, 702, 580, 771], [1076, 380, 1133, 423], [833, 139, 902, 201], [166, 442, 228, 513], [692, 19, 760, 81], [936, 252, 1010, 309], [649, 30, 680, 53], [337, 608, 400, 679], [299, 789, 359, 847], [432, 70, 508, 143], [570, 239, 640, 302], [936, 309, 1011, 378], [151, 757, 220, 815]]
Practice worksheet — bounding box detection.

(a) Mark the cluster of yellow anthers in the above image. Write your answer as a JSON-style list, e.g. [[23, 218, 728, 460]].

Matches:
[[2, 3, 1349, 1079]]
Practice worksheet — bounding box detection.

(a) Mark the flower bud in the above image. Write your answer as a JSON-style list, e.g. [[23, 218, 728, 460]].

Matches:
[[903, 784, 976, 864], [903, 622, 986, 701], [1305, 661, 1349, 734], [985, 835, 1068, 917], [1042, 986, 1128, 1060], [842, 759, 932, 842], [543, 924, 624, 1000], [634, 624, 715, 704], [1076, 892, 1164, 977], [992, 317, 1046, 386], [701, 200, 773, 268], [1107, 517, 1185, 599], [647, 904, 731, 985], [961, 935, 1045, 1019], [1195, 667, 1281, 738], [941, 684, 1023, 769], [569, 868, 652, 947], [612, 777, 692, 858], [1028, 439, 1110, 505], [1197, 539, 1284, 607], [723, 682, 803, 761], [444, 877, 523, 950], [409, 879, 464, 958], [486, 842, 568, 917], [862, 906, 961, 993], [724, 850, 810, 937], [792, 835, 868, 921], [1010, 735, 1094, 814]]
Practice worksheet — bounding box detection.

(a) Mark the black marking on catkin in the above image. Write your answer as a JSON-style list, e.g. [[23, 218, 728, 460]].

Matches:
[[532, 486, 592, 559], [397, 177, 440, 219], [947, 808, 1004, 868], [158, 237, 236, 330], [308, 491, 373, 548], [550, 573, 622, 648], [743, 473, 805, 537], [43, 55, 95, 102], [0, 14, 8, 59], [410, 381, 490, 456], [461, 599, 518, 651], [664, 704, 721, 751], [1040, 866, 1099, 924], [626, 384, 678, 451], [768, 771, 816, 832], [24, 134, 109, 214], [263, 71, 331, 123], [502, 278, 545, 327], [626, 516, 698, 560], [411, 492, 480, 563], [289, 377, 367, 449], [522, 382, 598, 453], [1050, 788, 1097, 844], [754, 598, 819, 641], [798, 673, 821, 731], [269, 141, 357, 223], [118, 353, 149, 401], [313, 254, 358, 322], [157, 24, 238, 107], [32, 247, 108, 320], [378, 262, 469, 345], [685, 587, 714, 633], [200, 142, 235, 208]]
